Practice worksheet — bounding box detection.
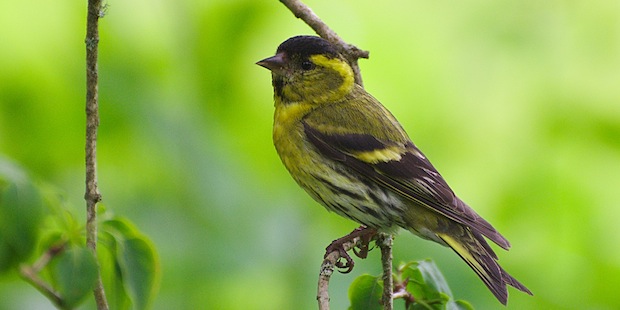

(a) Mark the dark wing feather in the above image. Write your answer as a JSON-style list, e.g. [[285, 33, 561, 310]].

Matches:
[[303, 121, 510, 249]]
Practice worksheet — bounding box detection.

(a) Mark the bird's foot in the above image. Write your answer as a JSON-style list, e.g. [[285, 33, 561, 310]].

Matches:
[[324, 226, 378, 273]]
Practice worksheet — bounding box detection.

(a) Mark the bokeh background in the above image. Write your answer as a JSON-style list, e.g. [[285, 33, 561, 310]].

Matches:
[[1, 0, 619, 309]]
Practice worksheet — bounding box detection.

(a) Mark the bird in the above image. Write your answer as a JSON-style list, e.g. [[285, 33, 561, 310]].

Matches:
[[257, 35, 532, 304]]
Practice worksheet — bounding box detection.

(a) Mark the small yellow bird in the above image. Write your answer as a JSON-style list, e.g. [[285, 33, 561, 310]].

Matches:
[[257, 35, 532, 304]]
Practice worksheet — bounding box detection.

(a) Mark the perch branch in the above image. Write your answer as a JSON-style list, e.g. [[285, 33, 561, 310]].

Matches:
[[317, 226, 383, 309], [378, 233, 394, 309], [278, 0, 369, 86], [85, 0, 108, 309], [317, 236, 361, 310]]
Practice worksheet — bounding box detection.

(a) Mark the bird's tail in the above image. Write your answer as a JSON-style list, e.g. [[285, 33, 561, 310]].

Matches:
[[436, 230, 532, 305]]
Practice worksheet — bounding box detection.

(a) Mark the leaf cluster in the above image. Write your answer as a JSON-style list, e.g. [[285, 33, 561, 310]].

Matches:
[[348, 259, 473, 310], [0, 159, 159, 309]]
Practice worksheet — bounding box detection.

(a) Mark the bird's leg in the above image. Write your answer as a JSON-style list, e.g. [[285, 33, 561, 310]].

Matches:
[[324, 226, 378, 273], [352, 227, 377, 259]]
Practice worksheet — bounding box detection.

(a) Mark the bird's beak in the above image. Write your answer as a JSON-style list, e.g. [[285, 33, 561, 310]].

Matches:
[[256, 53, 286, 72]]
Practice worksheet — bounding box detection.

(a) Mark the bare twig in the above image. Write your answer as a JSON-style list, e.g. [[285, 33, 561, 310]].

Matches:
[[85, 0, 108, 309], [392, 289, 410, 300], [20, 266, 63, 308], [317, 236, 360, 310], [19, 243, 67, 308], [378, 234, 394, 309], [317, 226, 384, 309], [278, 0, 369, 86]]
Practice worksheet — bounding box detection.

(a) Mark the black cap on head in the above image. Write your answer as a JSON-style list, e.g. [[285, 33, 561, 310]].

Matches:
[[276, 36, 339, 59]]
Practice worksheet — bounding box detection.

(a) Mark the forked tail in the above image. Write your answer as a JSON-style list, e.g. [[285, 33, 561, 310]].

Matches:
[[436, 230, 532, 305]]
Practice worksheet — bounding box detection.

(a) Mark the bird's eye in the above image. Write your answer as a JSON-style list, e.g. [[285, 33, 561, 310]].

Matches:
[[301, 60, 315, 70]]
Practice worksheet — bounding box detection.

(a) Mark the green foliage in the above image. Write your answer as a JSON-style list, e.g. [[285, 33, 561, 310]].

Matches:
[[349, 260, 474, 310], [0, 159, 159, 309], [102, 218, 160, 310], [51, 246, 98, 309], [0, 159, 46, 272], [348, 274, 383, 310]]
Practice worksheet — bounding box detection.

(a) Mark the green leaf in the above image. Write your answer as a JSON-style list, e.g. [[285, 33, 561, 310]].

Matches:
[[401, 262, 428, 299], [98, 235, 133, 310], [53, 246, 98, 309], [348, 274, 383, 310], [102, 217, 160, 310], [454, 300, 475, 310], [0, 177, 45, 272], [117, 237, 159, 310], [398, 260, 472, 310], [417, 260, 451, 296], [103, 218, 142, 238], [0, 231, 14, 273], [419, 260, 467, 310]]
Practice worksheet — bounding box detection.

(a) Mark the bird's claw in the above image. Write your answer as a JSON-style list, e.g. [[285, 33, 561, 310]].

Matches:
[[325, 241, 355, 273], [324, 226, 377, 273]]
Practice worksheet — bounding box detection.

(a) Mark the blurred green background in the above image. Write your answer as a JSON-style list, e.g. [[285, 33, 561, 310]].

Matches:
[[1, 0, 619, 309]]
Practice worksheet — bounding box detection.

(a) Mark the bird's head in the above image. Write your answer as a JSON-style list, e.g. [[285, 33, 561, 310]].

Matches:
[[257, 36, 355, 104]]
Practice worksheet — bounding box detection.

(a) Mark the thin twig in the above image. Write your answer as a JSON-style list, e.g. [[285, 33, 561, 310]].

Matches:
[[317, 237, 358, 310], [393, 273, 416, 308], [378, 234, 394, 309], [85, 0, 108, 309], [317, 226, 381, 309], [20, 266, 63, 308], [392, 289, 410, 300], [19, 243, 67, 308], [278, 0, 369, 87]]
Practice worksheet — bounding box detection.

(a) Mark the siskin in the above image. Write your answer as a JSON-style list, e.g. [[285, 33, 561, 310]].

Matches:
[[257, 35, 532, 304]]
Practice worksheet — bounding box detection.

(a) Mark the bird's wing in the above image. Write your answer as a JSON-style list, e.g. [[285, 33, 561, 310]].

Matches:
[[302, 104, 510, 249]]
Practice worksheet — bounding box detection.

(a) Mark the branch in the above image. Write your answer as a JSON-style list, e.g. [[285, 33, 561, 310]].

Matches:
[[279, 0, 369, 87], [19, 243, 67, 308], [85, 0, 108, 309], [317, 226, 388, 310], [20, 266, 63, 308], [378, 234, 394, 310], [317, 236, 360, 310]]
